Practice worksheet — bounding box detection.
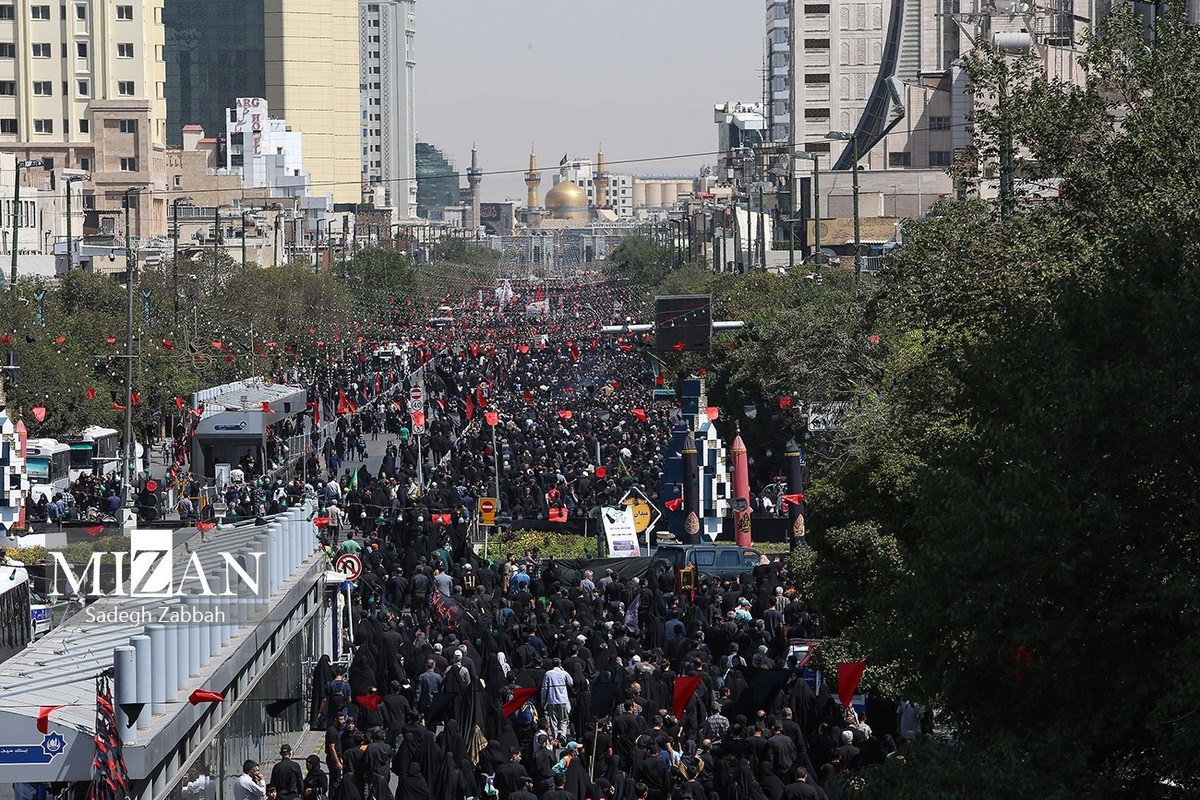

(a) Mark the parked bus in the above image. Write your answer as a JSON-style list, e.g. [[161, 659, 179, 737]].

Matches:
[[25, 438, 71, 503], [62, 425, 121, 481], [0, 562, 52, 661]]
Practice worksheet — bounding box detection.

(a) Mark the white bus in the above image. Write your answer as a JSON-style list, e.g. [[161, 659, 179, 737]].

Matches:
[[63, 425, 122, 481], [25, 438, 71, 503], [0, 562, 52, 662]]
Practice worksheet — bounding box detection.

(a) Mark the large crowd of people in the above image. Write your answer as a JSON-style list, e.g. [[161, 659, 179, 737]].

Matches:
[[272, 282, 918, 800]]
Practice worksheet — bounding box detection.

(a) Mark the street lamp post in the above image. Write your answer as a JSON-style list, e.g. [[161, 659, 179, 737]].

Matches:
[[121, 184, 149, 532], [794, 152, 821, 266], [171, 196, 192, 328], [826, 131, 862, 282], [10, 159, 43, 295], [64, 174, 89, 272]]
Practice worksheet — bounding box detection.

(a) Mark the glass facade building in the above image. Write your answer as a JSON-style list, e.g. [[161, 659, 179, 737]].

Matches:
[[164, 0, 266, 145]]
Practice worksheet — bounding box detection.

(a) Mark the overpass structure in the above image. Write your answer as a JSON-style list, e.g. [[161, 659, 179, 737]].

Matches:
[[0, 500, 336, 800]]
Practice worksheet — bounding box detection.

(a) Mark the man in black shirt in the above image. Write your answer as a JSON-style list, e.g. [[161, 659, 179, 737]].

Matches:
[[324, 711, 346, 791], [269, 745, 303, 800]]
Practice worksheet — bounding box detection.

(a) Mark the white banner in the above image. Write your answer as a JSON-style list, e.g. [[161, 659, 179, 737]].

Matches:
[[602, 506, 641, 558]]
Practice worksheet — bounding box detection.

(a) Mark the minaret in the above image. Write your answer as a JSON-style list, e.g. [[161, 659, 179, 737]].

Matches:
[[593, 144, 610, 210], [525, 148, 542, 209], [466, 144, 483, 235]]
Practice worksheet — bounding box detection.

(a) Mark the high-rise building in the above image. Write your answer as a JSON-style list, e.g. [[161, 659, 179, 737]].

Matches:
[[0, 1, 168, 238], [766, 0, 791, 144], [785, 1, 1109, 177], [263, 0, 359, 204], [1, 0, 167, 147], [164, 0, 360, 204], [164, 1, 266, 147], [360, 0, 417, 219]]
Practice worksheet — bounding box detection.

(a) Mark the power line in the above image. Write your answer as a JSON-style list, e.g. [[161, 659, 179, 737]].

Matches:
[[57, 117, 987, 201]]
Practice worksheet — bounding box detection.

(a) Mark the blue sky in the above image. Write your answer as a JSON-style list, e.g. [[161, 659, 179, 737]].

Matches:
[[418, 0, 763, 201]]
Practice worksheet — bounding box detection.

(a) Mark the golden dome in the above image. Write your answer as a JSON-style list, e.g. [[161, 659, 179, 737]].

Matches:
[[544, 179, 589, 219]]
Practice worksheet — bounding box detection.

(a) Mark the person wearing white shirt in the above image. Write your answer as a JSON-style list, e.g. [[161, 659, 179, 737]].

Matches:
[[233, 760, 266, 800], [182, 764, 212, 800]]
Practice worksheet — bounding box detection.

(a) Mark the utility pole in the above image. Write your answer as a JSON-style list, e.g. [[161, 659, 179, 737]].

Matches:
[[121, 185, 148, 532], [10, 160, 43, 296], [64, 173, 88, 271], [998, 61, 1015, 221], [171, 196, 192, 329], [826, 131, 862, 281]]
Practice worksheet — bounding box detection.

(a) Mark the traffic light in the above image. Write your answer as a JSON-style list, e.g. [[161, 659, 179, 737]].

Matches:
[[483, 445, 496, 477]]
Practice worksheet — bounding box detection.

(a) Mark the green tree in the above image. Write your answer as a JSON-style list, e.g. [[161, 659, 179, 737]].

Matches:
[[798, 7, 1200, 795]]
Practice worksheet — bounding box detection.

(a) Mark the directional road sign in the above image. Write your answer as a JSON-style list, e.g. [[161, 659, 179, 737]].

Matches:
[[334, 553, 363, 581]]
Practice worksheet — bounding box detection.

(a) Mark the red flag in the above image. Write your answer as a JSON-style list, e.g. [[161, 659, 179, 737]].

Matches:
[[312, 517, 331, 529], [197, 521, 216, 533], [518, 345, 530, 354], [523, 391, 533, 404], [465, 394, 475, 421], [354, 694, 384, 712], [261, 402, 271, 413], [485, 411, 499, 426], [705, 406, 719, 421], [673, 676, 701, 718], [132, 391, 140, 405], [37, 705, 64, 735], [664, 498, 683, 511], [503, 687, 539, 718], [161, 339, 174, 350], [337, 389, 350, 415], [81, 524, 105, 537], [31, 406, 46, 423], [837, 662, 866, 708], [779, 397, 793, 410], [558, 410, 573, 419], [781, 493, 804, 505], [411, 411, 425, 428], [475, 384, 487, 409], [469, 343, 479, 358], [112, 403, 126, 411], [672, 341, 685, 352], [211, 341, 222, 350], [87, 387, 96, 400], [309, 399, 319, 426], [188, 689, 225, 705], [631, 408, 647, 422], [175, 396, 184, 409], [569, 344, 580, 361]]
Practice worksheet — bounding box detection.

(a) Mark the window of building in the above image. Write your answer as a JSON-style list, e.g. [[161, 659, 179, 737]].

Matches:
[[0, 43, 14, 58], [79, 119, 89, 134], [0, 5, 14, 20], [804, 107, 831, 119], [116, 5, 133, 20], [75, 3, 87, 21], [804, 38, 830, 49], [33, 118, 53, 133], [118, 118, 136, 133], [804, 3, 830, 13], [80, 156, 90, 171], [929, 115, 951, 131], [32, 42, 51, 57], [889, 152, 912, 167], [117, 80, 134, 95], [0, 118, 15, 134], [33, 81, 52, 96], [119, 157, 136, 171], [31, 5, 50, 20], [117, 42, 133, 58], [929, 150, 953, 167], [0, 80, 13, 95], [76, 79, 89, 96], [76, 41, 88, 58], [804, 73, 831, 84]]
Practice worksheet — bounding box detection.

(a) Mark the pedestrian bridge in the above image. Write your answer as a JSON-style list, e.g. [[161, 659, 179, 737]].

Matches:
[[0, 501, 335, 800]]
